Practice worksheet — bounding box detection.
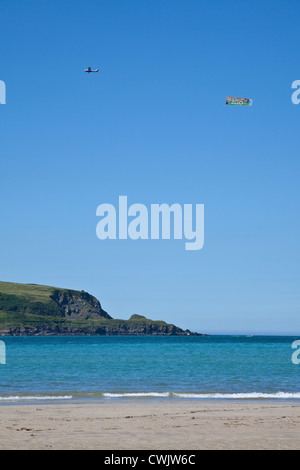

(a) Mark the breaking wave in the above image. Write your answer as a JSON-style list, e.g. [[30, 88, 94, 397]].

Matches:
[[102, 391, 300, 400], [1, 391, 300, 402], [0, 395, 73, 402]]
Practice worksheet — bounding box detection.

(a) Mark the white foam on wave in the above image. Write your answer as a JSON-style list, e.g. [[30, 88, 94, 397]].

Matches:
[[2, 392, 300, 402], [103, 391, 300, 400], [0, 395, 73, 402], [172, 392, 300, 399], [103, 392, 170, 398]]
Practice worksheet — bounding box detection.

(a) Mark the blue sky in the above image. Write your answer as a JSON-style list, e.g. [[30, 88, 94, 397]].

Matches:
[[1, 0, 299, 334]]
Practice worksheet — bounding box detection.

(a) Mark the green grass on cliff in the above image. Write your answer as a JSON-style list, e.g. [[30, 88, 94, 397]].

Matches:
[[0, 282, 56, 298], [0, 282, 62, 318]]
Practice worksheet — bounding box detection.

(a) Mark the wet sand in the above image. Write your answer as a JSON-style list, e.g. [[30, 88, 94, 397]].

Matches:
[[0, 400, 299, 450]]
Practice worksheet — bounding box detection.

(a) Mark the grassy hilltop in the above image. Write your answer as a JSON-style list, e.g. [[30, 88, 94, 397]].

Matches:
[[0, 281, 198, 336]]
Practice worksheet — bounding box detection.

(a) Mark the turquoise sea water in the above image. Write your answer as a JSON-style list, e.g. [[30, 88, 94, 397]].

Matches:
[[0, 335, 299, 402]]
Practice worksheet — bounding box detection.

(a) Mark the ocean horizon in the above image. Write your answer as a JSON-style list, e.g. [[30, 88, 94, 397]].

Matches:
[[0, 335, 299, 404]]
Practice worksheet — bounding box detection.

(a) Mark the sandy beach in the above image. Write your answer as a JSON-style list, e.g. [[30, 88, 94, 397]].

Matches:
[[0, 400, 299, 450]]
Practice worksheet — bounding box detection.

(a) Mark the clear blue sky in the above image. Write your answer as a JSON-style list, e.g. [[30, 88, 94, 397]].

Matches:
[[1, 0, 299, 335]]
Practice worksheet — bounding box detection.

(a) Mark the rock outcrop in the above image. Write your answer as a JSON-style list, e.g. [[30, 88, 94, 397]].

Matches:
[[50, 289, 112, 320]]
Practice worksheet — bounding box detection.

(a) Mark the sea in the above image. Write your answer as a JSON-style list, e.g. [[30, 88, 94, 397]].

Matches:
[[0, 335, 299, 403]]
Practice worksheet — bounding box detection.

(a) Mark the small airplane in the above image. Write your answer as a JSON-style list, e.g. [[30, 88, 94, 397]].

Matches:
[[85, 67, 99, 73]]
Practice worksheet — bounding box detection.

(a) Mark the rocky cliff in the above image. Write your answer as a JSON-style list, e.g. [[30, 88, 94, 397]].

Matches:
[[50, 289, 112, 320], [0, 282, 202, 336]]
